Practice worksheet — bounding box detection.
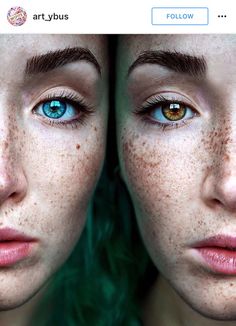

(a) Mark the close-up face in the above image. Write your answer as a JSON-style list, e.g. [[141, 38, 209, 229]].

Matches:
[[116, 35, 236, 320], [0, 35, 107, 310]]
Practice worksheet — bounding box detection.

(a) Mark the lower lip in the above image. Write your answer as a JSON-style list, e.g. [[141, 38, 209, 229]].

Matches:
[[0, 241, 33, 266], [196, 247, 236, 275]]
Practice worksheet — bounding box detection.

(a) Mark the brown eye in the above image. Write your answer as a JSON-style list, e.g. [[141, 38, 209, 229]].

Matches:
[[149, 101, 196, 124], [162, 103, 186, 121]]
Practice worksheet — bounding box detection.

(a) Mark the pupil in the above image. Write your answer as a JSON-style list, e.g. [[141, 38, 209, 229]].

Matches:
[[43, 100, 66, 119]]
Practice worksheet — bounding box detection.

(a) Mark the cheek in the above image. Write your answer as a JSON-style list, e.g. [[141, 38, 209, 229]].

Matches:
[[121, 129, 200, 219], [120, 128, 207, 265], [18, 123, 105, 254]]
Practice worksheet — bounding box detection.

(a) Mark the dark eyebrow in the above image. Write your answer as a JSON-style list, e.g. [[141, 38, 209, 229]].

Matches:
[[128, 50, 207, 78], [25, 47, 101, 75]]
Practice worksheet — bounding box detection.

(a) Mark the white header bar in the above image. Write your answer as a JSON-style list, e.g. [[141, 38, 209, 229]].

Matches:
[[0, 0, 234, 33]]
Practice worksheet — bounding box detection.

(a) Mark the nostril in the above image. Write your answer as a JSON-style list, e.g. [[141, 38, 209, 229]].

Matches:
[[0, 168, 27, 206], [213, 198, 222, 205], [208, 198, 223, 210], [10, 192, 17, 199], [9, 191, 24, 203]]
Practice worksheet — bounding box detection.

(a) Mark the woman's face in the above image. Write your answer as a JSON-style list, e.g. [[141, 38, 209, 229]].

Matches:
[[0, 35, 107, 310], [116, 35, 236, 320]]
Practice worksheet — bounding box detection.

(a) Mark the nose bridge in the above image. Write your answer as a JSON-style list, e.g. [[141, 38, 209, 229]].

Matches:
[[0, 107, 21, 184], [209, 81, 236, 165], [205, 118, 236, 211], [0, 110, 18, 163], [210, 123, 236, 186], [0, 108, 27, 206]]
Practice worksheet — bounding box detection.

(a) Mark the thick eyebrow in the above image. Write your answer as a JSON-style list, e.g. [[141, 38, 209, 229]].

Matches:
[[25, 47, 101, 76], [127, 50, 207, 78]]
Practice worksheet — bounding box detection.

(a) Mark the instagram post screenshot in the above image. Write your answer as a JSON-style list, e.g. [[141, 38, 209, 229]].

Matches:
[[0, 0, 235, 325]]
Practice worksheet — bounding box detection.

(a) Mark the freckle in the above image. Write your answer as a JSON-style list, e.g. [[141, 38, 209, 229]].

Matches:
[[34, 202, 37, 206], [76, 144, 80, 150], [94, 127, 97, 131], [224, 154, 230, 161], [4, 142, 8, 149]]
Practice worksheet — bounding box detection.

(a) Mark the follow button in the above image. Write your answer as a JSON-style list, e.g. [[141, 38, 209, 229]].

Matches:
[[152, 7, 209, 25]]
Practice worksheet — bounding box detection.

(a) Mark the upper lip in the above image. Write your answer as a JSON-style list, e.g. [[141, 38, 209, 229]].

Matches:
[[0, 228, 35, 242], [193, 235, 236, 249]]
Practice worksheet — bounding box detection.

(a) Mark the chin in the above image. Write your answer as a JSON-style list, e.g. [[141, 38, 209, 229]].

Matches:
[[0, 290, 39, 312], [178, 286, 236, 322], [0, 277, 46, 312], [190, 301, 236, 321], [0, 300, 27, 312]]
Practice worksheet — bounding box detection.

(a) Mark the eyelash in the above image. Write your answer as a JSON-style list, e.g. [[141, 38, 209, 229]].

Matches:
[[32, 90, 94, 129], [133, 94, 199, 131]]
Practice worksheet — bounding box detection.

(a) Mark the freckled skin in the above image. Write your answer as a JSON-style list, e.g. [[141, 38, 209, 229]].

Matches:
[[116, 35, 236, 325], [0, 34, 107, 317]]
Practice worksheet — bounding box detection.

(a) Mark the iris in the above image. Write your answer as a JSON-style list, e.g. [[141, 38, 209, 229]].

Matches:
[[42, 100, 67, 119]]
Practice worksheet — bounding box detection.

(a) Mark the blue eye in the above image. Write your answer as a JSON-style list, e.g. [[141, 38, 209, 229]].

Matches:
[[35, 99, 79, 121], [42, 100, 66, 119]]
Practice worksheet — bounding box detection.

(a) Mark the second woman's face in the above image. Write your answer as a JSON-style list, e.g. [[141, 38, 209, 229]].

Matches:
[[116, 35, 236, 320], [0, 35, 107, 310]]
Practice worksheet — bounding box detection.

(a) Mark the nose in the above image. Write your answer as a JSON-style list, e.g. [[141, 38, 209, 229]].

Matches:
[[202, 141, 236, 212], [0, 141, 27, 207]]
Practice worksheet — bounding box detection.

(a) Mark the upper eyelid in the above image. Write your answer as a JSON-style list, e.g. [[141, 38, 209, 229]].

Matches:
[[36, 93, 85, 107], [27, 87, 95, 112], [36, 88, 84, 102], [137, 94, 197, 112]]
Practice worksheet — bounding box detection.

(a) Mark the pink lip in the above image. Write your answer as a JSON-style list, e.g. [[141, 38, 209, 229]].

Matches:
[[192, 235, 236, 275], [0, 228, 36, 267]]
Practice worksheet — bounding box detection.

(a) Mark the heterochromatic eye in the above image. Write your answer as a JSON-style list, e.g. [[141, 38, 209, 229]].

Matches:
[[150, 102, 196, 124], [35, 99, 78, 121]]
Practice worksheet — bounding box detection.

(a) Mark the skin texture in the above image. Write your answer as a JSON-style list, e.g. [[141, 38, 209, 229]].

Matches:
[[0, 35, 107, 324], [116, 35, 236, 325]]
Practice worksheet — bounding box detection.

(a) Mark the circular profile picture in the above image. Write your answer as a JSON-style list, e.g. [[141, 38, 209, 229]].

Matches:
[[7, 6, 27, 26]]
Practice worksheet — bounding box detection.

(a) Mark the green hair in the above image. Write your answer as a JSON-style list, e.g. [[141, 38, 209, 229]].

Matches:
[[32, 162, 155, 325]]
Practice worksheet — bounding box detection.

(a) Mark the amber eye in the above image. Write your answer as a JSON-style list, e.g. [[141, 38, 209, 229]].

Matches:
[[162, 103, 186, 121], [149, 101, 195, 125]]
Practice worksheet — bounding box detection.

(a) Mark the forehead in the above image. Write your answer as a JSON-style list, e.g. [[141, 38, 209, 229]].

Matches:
[[119, 34, 236, 62], [0, 34, 107, 65], [117, 35, 236, 86]]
